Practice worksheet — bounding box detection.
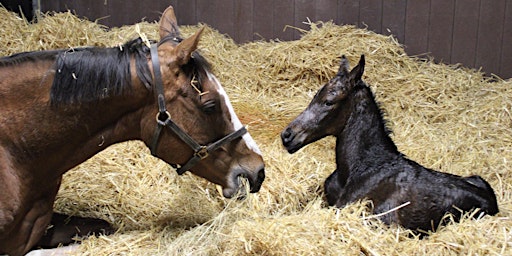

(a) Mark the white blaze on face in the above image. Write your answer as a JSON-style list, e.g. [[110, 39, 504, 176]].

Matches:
[[207, 72, 262, 156]]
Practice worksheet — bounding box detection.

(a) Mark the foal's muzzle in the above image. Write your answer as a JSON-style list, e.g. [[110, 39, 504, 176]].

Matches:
[[281, 127, 302, 154]]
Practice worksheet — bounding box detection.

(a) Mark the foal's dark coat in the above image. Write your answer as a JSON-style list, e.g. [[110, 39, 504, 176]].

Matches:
[[282, 55, 498, 233]]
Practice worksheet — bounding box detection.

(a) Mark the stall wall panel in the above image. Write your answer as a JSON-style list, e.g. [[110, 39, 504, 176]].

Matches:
[[36, 0, 512, 78]]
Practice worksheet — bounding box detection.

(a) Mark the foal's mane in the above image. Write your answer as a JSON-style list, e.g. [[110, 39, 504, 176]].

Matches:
[[353, 81, 394, 138], [50, 37, 153, 105]]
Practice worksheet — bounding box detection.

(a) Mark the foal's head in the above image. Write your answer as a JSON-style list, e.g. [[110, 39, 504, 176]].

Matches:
[[281, 55, 365, 153], [140, 6, 265, 198]]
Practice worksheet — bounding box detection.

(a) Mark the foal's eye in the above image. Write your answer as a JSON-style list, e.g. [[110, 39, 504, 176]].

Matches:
[[325, 100, 336, 106], [202, 101, 216, 114]]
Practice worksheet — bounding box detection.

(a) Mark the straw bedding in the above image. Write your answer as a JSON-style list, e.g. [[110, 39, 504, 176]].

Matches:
[[2, 8, 511, 255]]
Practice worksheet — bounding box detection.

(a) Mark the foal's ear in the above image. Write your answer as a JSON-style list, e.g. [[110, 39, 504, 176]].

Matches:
[[159, 6, 181, 40], [337, 55, 350, 77], [173, 27, 204, 66], [349, 55, 365, 82]]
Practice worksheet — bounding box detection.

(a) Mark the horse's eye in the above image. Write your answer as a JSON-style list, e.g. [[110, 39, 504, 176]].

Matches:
[[202, 101, 216, 114]]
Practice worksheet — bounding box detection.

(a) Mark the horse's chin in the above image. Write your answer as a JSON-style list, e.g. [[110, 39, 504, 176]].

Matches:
[[220, 163, 265, 198], [222, 174, 259, 199], [222, 186, 243, 199], [222, 184, 248, 199]]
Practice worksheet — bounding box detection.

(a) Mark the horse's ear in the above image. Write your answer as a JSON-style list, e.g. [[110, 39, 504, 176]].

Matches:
[[337, 55, 350, 77], [173, 27, 204, 66], [349, 55, 365, 82], [159, 6, 181, 40]]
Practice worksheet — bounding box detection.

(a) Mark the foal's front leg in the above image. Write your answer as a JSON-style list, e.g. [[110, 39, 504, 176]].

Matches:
[[324, 170, 343, 206]]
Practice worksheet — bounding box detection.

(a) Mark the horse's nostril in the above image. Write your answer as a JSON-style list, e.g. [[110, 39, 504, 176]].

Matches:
[[249, 166, 265, 193], [257, 167, 265, 183]]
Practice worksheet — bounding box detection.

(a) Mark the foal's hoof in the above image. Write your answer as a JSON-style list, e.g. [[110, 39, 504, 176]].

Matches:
[[36, 213, 115, 248]]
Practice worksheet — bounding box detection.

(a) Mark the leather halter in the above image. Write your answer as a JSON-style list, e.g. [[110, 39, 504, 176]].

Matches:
[[149, 43, 247, 175]]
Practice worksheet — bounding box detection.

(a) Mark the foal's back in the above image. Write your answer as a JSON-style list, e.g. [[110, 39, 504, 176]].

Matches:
[[364, 157, 498, 231]]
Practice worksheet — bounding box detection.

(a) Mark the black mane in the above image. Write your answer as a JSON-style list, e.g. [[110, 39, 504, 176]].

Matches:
[[0, 50, 62, 67], [159, 35, 213, 93], [50, 37, 153, 105], [2, 36, 213, 105], [353, 81, 395, 139], [185, 51, 212, 93]]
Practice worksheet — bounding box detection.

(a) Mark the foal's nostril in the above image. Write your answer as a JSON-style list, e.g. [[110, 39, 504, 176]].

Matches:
[[281, 127, 295, 145], [282, 129, 289, 138]]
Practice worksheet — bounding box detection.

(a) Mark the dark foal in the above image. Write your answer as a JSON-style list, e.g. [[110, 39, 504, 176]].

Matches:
[[281, 55, 498, 233]]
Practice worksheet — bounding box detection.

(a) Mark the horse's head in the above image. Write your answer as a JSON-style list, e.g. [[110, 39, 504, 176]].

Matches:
[[281, 55, 365, 153], [141, 6, 265, 198]]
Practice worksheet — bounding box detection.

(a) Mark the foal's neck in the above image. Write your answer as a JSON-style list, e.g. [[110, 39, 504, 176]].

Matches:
[[336, 87, 398, 176]]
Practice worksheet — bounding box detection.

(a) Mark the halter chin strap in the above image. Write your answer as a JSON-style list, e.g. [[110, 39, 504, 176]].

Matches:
[[148, 43, 247, 175]]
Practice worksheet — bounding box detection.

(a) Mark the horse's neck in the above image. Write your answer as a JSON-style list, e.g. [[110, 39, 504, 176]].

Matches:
[[8, 61, 150, 178], [48, 82, 149, 173], [335, 89, 398, 180]]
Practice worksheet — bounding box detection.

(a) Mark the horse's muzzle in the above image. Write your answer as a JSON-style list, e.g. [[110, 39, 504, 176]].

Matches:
[[248, 165, 265, 193], [223, 165, 265, 198]]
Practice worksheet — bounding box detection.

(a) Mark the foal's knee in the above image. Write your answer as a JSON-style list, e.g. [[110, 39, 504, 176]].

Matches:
[[463, 175, 499, 215], [324, 170, 342, 206]]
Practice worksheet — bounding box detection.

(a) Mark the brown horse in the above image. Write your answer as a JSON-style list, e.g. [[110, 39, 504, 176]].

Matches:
[[0, 6, 265, 255]]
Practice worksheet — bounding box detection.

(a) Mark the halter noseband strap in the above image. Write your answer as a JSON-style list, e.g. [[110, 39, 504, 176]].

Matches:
[[148, 43, 247, 175]]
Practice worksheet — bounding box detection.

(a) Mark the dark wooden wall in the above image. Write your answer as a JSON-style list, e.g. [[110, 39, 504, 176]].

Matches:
[[35, 0, 512, 78], [0, 0, 34, 20]]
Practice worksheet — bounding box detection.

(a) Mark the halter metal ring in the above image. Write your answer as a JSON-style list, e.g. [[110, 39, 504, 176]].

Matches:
[[155, 111, 171, 124]]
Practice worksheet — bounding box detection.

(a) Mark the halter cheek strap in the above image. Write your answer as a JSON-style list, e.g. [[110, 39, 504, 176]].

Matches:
[[148, 43, 247, 175]]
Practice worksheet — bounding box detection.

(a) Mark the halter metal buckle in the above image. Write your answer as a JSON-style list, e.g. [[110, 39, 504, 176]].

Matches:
[[195, 146, 209, 159]]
